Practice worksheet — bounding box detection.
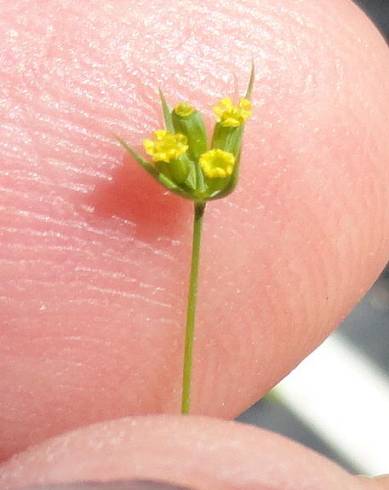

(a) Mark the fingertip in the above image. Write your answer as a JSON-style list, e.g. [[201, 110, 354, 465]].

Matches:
[[0, 416, 366, 490]]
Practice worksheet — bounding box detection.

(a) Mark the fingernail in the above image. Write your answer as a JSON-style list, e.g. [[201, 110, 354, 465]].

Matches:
[[21, 481, 193, 490]]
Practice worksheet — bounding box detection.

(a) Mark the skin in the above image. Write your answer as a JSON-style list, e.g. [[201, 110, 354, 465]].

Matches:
[[0, 415, 385, 490], [0, 0, 388, 488]]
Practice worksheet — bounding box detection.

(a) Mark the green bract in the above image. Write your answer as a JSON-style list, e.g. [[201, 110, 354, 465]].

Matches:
[[116, 64, 254, 202]]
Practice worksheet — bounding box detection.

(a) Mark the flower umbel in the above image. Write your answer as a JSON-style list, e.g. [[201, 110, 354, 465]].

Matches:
[[116, 63, 254, 201], [116, 63, 254, 416], [199, 149, 235, 179], [143, 130, 188, 163], [213, 97, 252, 127]]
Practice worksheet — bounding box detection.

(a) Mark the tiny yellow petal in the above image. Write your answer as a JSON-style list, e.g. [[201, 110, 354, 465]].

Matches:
[[175, 133, 188, 144], [174, 102, 195, 118], [239, 98, 252, 110], [213, 97, 252, 127], [143, 139, 154, 152], [154, 129, 168, 139], [199, 149, 235, 179], [238, 98, 252, 120], [213, 98, 232, 119], [143, 130, 188, 163]]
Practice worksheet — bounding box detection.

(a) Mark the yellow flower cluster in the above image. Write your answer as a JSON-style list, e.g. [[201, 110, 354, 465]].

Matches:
[[213, 97, 252, 127], [142, 93, 252, 181], [199, 149, 235, 179], [174, 102, 195, 118], [144, 130, 188, 163], [143, 129, 236, 180], [119, 64, 254, 202]]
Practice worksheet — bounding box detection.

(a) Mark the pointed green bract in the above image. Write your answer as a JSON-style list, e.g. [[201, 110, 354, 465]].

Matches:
[[157, 172, 179, 190], [115, 136, 158, 176], [157, 173, 195, 200], [245, 61, 255, 100], [159, 88, 174, 132], [183, 160, 197, 191], [116, 135, 190, 200], [194, 160, 206, 195]]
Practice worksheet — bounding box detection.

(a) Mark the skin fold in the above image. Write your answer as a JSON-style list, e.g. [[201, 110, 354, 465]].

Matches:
[[0, 416, 387, 490], [0, 0, 388, 488]]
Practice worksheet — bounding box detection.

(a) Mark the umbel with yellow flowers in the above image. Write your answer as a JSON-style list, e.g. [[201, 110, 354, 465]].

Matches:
[[117, 64, 254, 202], [117, 64, 254, 415]]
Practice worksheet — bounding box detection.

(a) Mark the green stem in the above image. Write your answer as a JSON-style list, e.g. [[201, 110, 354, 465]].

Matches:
[[181, 200, 206, 414]]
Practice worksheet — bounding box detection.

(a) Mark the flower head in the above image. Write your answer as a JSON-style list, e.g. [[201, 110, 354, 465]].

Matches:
[[117, 63, 254, 201], [199, 149, 235, 179], [143, 130, 188, 162], [174, 102, 195, 118], [213, 97, 252, 127]]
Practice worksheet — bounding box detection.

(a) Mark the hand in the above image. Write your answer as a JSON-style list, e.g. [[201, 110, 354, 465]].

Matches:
[[0, 1, 388, 489]]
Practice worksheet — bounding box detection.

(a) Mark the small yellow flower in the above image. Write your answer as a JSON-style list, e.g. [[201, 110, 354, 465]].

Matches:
[[213, 97, 252, 127], [143, 130, 188, 162], [174, 102, 195, 118], [199, 149, 235, 179]]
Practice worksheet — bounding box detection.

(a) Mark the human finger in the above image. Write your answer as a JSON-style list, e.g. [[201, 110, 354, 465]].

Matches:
[[1, 0, 388, 459]]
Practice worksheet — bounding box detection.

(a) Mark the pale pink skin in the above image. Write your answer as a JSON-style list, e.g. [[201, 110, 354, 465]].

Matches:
[[0, 0, 389, 488], [0, 415, 385, 490]]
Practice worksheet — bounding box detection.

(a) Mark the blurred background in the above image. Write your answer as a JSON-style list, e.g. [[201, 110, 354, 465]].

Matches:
[[238, 0, 389, 476]]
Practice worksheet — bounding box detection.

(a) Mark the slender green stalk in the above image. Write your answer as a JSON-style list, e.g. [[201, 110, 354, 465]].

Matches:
[[181, 200, 206, 414]]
